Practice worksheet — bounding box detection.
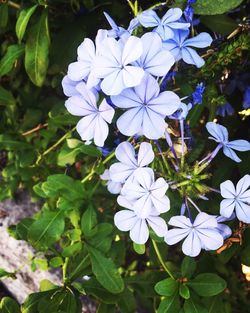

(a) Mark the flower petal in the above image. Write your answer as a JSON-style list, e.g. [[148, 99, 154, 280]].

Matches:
[[193, 212, 218, 228], [226, 140, 250, 152], [137, 142, 154, 167], [182, 231, 202, 257], [196, 229, 224, 251], [181, 47, 205, 68], [101, 69, 125, 95], [220, 180, 236, 198], [184, 32, 213, 48], [236, 174, 250, 196], [151, 177, 168, 197], [99, 98, 115, 123], [122, 36, 143, 64], [206, 122, 228, 143], [168, 215, 192, 228], [117, 107, 143, 136], [151, 195, 170, 213], [111, 88, 142, 109], [115, 141, 136, 165], [142, 109, 166, 139], [137, 10, 160, 28], [114, 210, 137, 231], [94, 115, 109, 147], [161, 8, 183, 24], [235, 200, 250, 223], [65, 96, 94, 116], [109, 162, 134, 183], [220, 199, 236, 218], [130, 219, 149, 244], [122, 66, 144, 88], [147, 216, 168, 237], [223, 146, 241, 163], [165, 228, 190, 245], [148, 91, 180, 116]]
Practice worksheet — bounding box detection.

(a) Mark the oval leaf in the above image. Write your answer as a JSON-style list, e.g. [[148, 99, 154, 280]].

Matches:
[[16, 4, 38, 43], [193, 0, 244, 15], [0, 44, 24, 77], [155, 278, 178, 297], [24, 9, 50, 87], [87, 245, 124, 294], [0, 297, 20, 313]]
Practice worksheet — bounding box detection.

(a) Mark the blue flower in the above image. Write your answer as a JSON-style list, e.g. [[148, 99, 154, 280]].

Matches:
[[192, 82, 205, 105], [220, 175, 250, 223], [137, 8, 190, 40], [165, 213, 224, 257], [65, 82, 115, 147], [216, 102, 235, 117], [111, 74, 181, 139], [114, 196, 167, 244], [243, 86, 250, 109], [135, 32, 175, 77], [206, 122, 250, 163], [100, 169, 122, 194], [109, 141, 154, 183], [163, 29, 212, 68], [93, 36, 144, 95]]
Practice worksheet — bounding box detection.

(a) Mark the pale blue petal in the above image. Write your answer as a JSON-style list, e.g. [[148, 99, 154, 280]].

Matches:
[[65, 96, 95, 116], [165, 228, 190, 245], [220, 199, 235, 218], [235, 201, 250, 223], [151, 177, 168, 198], [220, 180, 236, 198], [142, 109, 166, 139], [107, 181, 122, 194], [216, 223, 232, 239], [134, 167, 154, 190], [147, 216, 168, 237], [109, 163, 135, 183], [206, 122, 228, 143], [137, 10, 160, 28], [76, 115, 96, 141], [182, 231, 201, 257], [154, 24, 174, 40], [68, 61, 90, 81], [135, 74, 159, 104], [101, 70, 125, 95], [99, 99, 115, 123], [62, 76, 79, 97], [122, 66, 144, 88], [236, 174, 250, 196], [77, 38, 95, 61], [168, 215, 192, 228], [161, 8, 183, 24], [181, 47, 205, 68], [193, 212, 218, 228], [226, 140, 250, 151], [184, 32, 213, 48], [133, 195, 153, 218], [114, 210, 137, 231], [93, 115, 109, 147], [168, 21, 190, 29], [122, 36, 143, 64], [151, 195, 170, 213], [111, 88, 142, 109], [196, 229, 224, 251], [223, 146, 242, 162], [115, 141, 137, 165], [117, 107, 143, 136], [148, 91, 180, 116], [103, 11, 119, 33], [130, 219, 149, 244], [137, 142, 154, 167]]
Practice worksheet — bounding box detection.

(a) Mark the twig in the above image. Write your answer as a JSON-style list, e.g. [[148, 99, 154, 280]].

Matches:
[[22, 123, 48, 136]]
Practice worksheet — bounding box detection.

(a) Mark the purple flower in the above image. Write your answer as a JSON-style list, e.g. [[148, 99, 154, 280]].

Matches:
[[206, 122, 250, 163], [169, 102, 192, 120], [114, 196, 167, 244], [192, 82, 205, 105], [111, 74, 180, 139], [137, 8, 190, 40], [165, 213, 224, 257], [135, 32, 175, 77], [163, 29, 212, 68], [93, 36, 144, 95], [109, 141, 154, 183], [121, 168, 170, 215], [65, 82, 115, 147], [220, 175, 250, 223], [216, 102, 235, 117], [243, 86, 250, 109]]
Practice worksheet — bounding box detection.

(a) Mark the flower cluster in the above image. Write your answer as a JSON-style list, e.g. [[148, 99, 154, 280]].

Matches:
[[63, 7, 250, 257]]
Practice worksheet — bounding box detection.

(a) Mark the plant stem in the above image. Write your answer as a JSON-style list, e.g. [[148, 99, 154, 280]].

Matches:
[[187, 197, 201, 213], [36, 127, 76, 164], [8, 1, 21, 9], [63, 257, 69, 284], [152, 239, 175, 279]]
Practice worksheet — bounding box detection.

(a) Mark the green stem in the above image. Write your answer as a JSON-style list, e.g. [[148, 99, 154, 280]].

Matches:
[[152, 239, 175, 279], [63, 257, 69, 284], [36, 127, 76, 164]]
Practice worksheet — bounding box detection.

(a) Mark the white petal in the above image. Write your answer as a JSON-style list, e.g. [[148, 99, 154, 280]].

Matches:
[[236, 174, 250, 196], [115, 141, 137, 165], [193, 212, 218, 228], [116, 108, 143, 136], [235, 201, 250, 223], [114, 210, 137, 231], [220, 180, 236, 198], [151, 177, 168, 197], [196, 229, 224, 251], [148, 91, 180, 116], [111, 88, 142, 109], [76, 82, 98, 105], [65, 96, 95, 116], [134, 167, 154, 190], [107, 181, 122, 194], [151, 195, 170, 213], [99, 99, 115, 123], [133, 195, 153, 218], [137, 142, 154, 167], [93, 115, 109, 147], [117, 195, 133, 209], [122, 36, 143, 64], [168, 215, 192, 228], [68, 61, 90, 81], [220, 199, 235, 218], [109, 163, 134, 183], [122, 66, 145, 88], [147, 216, 168, 237], [182, 231, 202, 257], [130, 219, 149, 244], [77, 38, 95, 61], [100, 70, 125, 95], [164, 228, 190, 245], [142, 108, 166, 139], [76, 115, 96, 141]]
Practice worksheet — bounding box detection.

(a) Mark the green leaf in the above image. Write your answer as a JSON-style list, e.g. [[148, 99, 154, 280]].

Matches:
[[200, 15, 237, 35], [16, 218, 34, 240], [0, 86, 15, 106], [0, 268, 16, 279], [188, 273, 227, 297], [133, 243, 145, 254], [184, 298, 208, 313], [57, 145, 79, 167], [16, 4, 38, 43], [68, 249, 90, 281], [39, 279, 57, 291], [24, 9, 50, 86], [181, 257, 196, 278], [179, 284, 190, 300], [0, 44, 24, 77], [97, 303, 116, 313], [0, 297, 20, 313], [157, 291, 180, 313], [88, 223, 113, 253], [81, 205, 97, 236], [193, 0, 244, 15], [49, 256, 64, 268], [155, 278, 178, 297], [87, 245, 124, 294], [0, 3, 8, 28], [117, 287, 137, 313], [62, 242, 82, 257], [28, 210, 65, 250]]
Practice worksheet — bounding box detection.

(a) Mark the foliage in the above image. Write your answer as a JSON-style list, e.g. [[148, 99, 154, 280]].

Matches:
[[0, 0, 249, 313]]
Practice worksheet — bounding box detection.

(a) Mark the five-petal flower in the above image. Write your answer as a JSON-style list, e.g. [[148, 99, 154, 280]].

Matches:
[[220, 175, 250, 223], [206, 122, 250, 162], [114, 196, 167, 244], [163, 29, 213, 68], [164, 213, 224, 257], [93, 36, 144, 95], [109, 141, 154, 183], [65, 82, 114, 147], [137, 8, 190, 40], [111, 74, 181, 139]]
